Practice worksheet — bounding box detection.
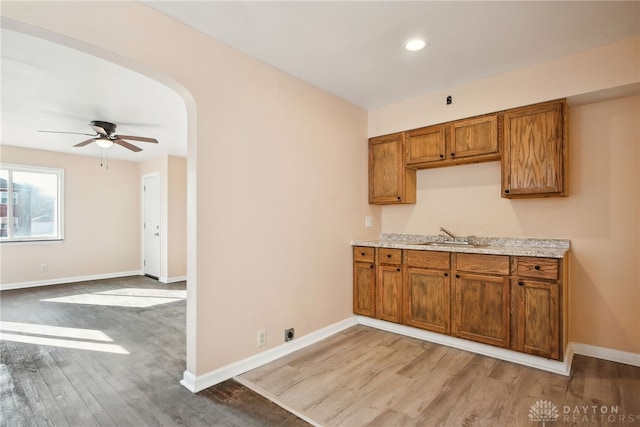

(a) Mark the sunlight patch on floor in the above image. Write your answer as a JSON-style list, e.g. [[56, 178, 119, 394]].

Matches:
[[40, 288, 187, 308], [0, 321, 129, 354]]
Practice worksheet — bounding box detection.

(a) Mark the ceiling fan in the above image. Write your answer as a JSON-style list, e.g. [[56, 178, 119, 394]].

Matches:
[[38, 120, 158, 152]]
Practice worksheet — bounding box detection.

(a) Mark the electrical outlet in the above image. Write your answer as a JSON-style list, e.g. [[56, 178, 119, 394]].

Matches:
[[257, 330, 266, 347], [40, 264, 48, 273], [284, 327, 294, 342], [365, 216, 373, 228]]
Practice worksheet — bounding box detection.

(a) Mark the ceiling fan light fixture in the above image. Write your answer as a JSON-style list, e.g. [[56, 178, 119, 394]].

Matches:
[[404, 38, 427, 52], [94, 137, 113, 149]]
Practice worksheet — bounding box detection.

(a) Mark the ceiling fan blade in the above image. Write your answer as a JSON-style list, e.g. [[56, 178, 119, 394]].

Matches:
[[113, 134, 158, 144], [114, 139, 143, 152], [74, 138, 95, 147], [90, 124, 108, 135], [38, 130, 96, 136]]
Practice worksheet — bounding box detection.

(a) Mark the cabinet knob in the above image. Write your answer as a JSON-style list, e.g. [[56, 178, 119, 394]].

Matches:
[[370, 264, 374, 269], [396, 268, 401, 272], [444, 272, 449, 277], [397, 196, 402, 200], [504, 189, 510, 194], [518, 281, 524, 286], [450, 152, 456, 157], [387, 254, 392, 258], [534, 265, 541, 270], [455, 274, 460, 278], [361, 252, 365, 256], [439, 154, 444, 159]]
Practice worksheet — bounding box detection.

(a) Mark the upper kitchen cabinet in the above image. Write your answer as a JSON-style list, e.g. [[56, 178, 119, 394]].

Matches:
[[406, 124, 447, 166], [369, 132, 416, 205], [449, 114, 500, 163], [406, 114, 500, 168], [502, 99, 567, 198]]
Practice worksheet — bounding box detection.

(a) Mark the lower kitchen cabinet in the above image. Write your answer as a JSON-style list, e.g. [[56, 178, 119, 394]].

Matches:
[[353, 247, 376, 317], [512, 278, 559, 359], [453, 273, 510, 348], [352, 247, 567, 361], [404, 268, 450, 334], [377, 265, 403, 323]]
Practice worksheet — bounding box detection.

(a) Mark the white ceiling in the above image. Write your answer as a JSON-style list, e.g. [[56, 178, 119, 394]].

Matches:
[[1, 1, 639, 162], [1, 28, 188, 162]]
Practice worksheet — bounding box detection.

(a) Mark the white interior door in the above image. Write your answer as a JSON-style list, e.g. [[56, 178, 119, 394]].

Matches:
[[143, 174, 161, 278]]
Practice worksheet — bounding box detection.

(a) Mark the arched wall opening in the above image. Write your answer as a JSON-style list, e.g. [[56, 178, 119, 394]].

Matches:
[[0, 16, 199, 375]]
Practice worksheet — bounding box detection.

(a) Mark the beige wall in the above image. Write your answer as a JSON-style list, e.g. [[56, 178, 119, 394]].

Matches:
[[167, 155, 187, 280], [369, 38, 640, 354], [0, 145, 141, 285], [1, 2, 376, 377]]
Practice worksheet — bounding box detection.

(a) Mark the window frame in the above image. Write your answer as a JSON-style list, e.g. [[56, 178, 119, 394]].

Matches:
[[0, 163, 65, 243]]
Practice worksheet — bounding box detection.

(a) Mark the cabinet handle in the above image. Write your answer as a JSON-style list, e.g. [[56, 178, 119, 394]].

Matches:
[[439, 154, 444, 159], [450, 152, 455, 157], [534, 265, 541, 270], [444, 272, 449, 277], [504, 189, 510, 194], [518, 281, 524, 286]]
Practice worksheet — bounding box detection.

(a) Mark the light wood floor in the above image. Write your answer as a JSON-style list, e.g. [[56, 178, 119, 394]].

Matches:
[[240, 325, 640, 427], [0, 276, 307, 427]]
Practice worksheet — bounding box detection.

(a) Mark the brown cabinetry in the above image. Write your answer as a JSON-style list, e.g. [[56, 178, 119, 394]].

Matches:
[[405, 114, 500, 168], [406, 124, 447, 165], [376, 248, 403, 323], [353, 247, 375, 317], [352, 247, 567, 361], [369, 133, 416, 205], [502, 99, 567, 198], [511, 256, 564, 360], [453, 254, 510, 348], [404, 250, 451, 334]]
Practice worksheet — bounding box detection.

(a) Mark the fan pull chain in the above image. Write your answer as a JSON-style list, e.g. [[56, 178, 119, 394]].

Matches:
[[100, 148, 110, 169]]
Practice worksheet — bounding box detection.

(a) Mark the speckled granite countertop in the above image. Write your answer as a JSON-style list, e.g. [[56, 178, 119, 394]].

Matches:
[[352, 233, 570, 258]]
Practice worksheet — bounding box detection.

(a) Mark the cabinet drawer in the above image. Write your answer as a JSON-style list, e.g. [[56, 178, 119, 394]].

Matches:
[[378, 248, 402, 265], [404, 250, 450, 269], [517, 257, 559, 280], [353, 247, 375, 263], [456, 253, 509, 275]]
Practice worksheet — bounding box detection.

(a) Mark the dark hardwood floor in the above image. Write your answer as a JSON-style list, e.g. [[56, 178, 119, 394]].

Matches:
[[0, 276, 308, 427], [3, 276, 639, 427]]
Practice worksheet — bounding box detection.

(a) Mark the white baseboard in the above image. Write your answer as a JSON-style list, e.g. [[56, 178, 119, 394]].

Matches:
[[159, 275, 187, 284], [357, 316, 573, 376], [180, 317, 358, 393], [570, 342, 640, 367], [0, 270, 144, 291]]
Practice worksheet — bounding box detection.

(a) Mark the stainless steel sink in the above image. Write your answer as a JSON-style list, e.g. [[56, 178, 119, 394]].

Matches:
[[416, 241, 487, 248]]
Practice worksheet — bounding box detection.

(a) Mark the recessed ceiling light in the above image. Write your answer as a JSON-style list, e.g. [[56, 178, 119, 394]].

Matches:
[[404, 38, 427, 52]]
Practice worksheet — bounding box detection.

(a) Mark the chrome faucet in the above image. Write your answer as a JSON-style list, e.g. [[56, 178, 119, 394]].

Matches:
[[439, 227, 458, 240]]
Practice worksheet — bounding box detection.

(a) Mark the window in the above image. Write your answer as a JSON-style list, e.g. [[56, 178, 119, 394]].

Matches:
[[0, 164, 64, 242]]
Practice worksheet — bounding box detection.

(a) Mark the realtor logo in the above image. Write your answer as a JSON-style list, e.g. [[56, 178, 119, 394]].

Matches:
[[529, 400, 560, 426]]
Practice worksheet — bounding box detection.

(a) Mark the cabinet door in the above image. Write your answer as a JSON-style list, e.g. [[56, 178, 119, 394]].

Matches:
[[376, 265, 403, 323], [369, 133, 416, 204], [502, 99, 566, 198], [454, 273, 510, 348], [353, 261, 376, 317], [512, 278, 560, 360], [406, 125, 446, 165], [404, 268, 450, 334], [449, 114, 499, 161]]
